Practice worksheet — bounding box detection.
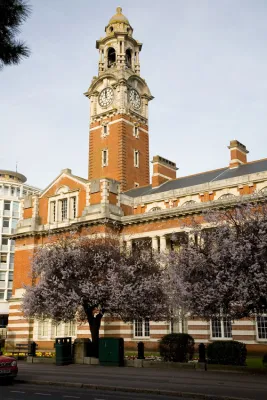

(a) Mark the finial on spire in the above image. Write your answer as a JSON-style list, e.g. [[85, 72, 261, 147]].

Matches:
[[116, 7, 122, 13]]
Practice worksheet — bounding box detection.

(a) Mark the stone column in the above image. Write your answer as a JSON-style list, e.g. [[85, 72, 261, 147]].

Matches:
[[126, 239, 132, 254], [160, 235, 167, 252], [152, 236, 159, 253]]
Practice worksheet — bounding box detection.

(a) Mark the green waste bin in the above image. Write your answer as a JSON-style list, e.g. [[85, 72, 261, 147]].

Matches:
[[55, 337, 72, 366], [99, 338, 124, 366]]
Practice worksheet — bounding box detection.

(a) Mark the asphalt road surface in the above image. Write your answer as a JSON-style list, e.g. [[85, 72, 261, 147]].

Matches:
[[15, 362, 267, 400], [0, 382, 195, 400]]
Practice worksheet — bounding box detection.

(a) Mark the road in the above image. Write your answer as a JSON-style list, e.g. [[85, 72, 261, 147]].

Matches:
[[0, 382, 194, 400], [15, 362, 267, 400]]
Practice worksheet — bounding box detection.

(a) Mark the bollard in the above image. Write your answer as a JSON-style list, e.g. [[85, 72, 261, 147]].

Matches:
[[29, 341, 37, 357], [198, 343, 206, 363], [198, 343, 207, 370], [137, 341, 145, 359]]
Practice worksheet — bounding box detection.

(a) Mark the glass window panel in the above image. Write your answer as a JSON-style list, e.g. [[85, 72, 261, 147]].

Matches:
[[11, 219, 18, 229], [7, 290, 12, 299], [3, 219, 9, 228], [223, 318, 232, 338], [211, 318, 222, 338], [13, 202, 19, 211], [0, 254, 7, 263], [257, 316, 267, 339], [61, 199, 68, 221], [2, 238, 8, 246], [0, 272, 6, 281], [4, 201, 11, 210], [0, 290, 5, 300], [144, 319, 150, 337]]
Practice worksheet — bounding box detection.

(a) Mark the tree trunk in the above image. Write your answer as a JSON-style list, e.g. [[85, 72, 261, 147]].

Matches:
[[84, 304, 103, 358]]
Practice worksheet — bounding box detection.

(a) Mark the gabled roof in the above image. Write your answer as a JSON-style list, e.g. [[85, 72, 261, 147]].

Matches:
[[124, 158, 267, 198], [40, 169, 88, 197]]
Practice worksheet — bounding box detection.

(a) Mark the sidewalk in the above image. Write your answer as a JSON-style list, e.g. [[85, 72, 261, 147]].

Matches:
[[16, 361, 267, 400]]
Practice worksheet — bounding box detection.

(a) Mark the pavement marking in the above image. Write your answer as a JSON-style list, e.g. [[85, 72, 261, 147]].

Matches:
[[10, 391, 26, 394], [34, 393, 51, 396]]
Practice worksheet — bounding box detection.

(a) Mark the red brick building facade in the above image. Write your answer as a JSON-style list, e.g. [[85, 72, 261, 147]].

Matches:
[[7, 8, 267, 353]]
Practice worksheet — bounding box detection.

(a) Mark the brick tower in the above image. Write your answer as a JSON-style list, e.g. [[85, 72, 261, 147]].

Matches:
[[84, 7, 153, 191]]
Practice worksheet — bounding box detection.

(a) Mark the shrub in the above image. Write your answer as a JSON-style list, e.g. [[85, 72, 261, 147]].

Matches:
[[263, 354, 267, 368], [159, 333, 195, 362], [207, 341, 247, 366]]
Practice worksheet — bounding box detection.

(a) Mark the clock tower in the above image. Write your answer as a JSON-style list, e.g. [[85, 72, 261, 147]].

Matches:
[[84, 7, 153, 191]]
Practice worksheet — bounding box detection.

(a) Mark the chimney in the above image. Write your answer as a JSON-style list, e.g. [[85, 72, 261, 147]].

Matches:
[[228, 140, 249, 168], [151, 155, 178, 188]]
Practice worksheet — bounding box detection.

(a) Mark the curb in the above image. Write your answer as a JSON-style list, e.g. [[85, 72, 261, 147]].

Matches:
[[15, 379, 252, 400]]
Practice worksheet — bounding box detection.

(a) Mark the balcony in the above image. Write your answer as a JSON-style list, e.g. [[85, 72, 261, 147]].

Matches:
[[2, 227, 9, 234], [3, 210, 11, 217]]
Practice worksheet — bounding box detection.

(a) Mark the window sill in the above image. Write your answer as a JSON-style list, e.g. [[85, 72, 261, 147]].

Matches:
[[210, 337, 233, 341]]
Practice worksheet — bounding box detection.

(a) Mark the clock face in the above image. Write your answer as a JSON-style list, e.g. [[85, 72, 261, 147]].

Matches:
[[129, 89, 141, 110], [98, 87, 114, 107]]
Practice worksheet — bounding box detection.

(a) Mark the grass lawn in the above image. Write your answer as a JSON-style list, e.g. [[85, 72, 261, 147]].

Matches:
[[246, 356, 264, 369]]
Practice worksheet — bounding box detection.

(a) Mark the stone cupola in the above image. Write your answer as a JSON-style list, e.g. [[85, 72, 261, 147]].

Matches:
[[96, 7, 141, 75]]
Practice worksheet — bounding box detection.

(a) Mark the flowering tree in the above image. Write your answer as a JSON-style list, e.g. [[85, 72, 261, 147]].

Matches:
[[22, 236, 168, 356], [166, 201, 267, 320]]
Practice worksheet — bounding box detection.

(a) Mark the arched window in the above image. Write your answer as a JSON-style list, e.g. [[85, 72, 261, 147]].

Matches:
[[107, 47, 116, 68], [218, 193, 235, 200], [125, 48, 132, 68], [260, 187, 267, 195], [181, 200, 196, 207]]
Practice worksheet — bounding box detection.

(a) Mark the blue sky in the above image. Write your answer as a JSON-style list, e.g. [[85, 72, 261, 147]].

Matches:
[[1, 0, 267, 188]]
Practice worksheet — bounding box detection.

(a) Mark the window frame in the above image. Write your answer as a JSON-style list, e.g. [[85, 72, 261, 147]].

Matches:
[[133, 319, 150, 339], [210, 317, 232, 340], [48, 191, 79, 224], [256, 315, 267, 341], [102, 149, 108, 167], [133, 125, 139, 138], [134, 150, 140, 168]]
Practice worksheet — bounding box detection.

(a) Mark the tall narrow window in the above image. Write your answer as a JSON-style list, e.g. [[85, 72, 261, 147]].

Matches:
[[38, 320, 49, 338], [133, 126, 139, 138], [64, 321, 76, 337], [134, 319, 150, 338], [102, 124, 108, 137], [71, 197, 77, 219], [61, 199, 68, 221], [50, 201, 56, 222], [257, 315, 267, 339], [134, 150, 139, 167], [102, 149, 108, 167]]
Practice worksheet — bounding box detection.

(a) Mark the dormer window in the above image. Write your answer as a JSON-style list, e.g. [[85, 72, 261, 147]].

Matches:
[[49, 192, 78, 224]]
